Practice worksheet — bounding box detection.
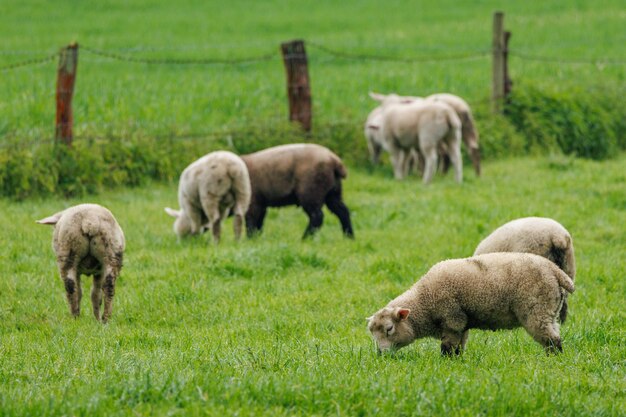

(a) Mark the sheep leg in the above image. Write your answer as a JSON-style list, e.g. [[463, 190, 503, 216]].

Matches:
[[559, 298, 569, 323], [91, 273, 104, 321], [59, 260, 81, 318], [440, 330, 464, 356], [302, 205, 324, 239], [325, 192, 354, 238], [232, 198, 246, 241], [447, 141, 463, 184], [211, 221, 221, 244], [367, 139, 383, 165], [245, 202, 266, 237], [180, 199, 204, 234], [460, 330, 470, 351], [390, 149, 407, 180], [101, 266, 117, 324], [200, 195, 221, 244], [420, 147, 438, 185], [469, 146, 481, 177]]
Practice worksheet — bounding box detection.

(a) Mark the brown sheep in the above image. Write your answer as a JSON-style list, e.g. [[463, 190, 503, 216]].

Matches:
[[240, 143, 354, 239], [367, 253, 574, 355]]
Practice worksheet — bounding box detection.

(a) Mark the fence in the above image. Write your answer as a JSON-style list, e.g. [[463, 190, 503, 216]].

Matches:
[[1, 11, 625, 150]]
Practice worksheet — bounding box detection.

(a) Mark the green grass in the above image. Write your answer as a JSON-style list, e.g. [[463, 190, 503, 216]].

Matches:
[[1, 0, 625, 142], [1, 1, 625, 415], [1, 154, 625, 416]]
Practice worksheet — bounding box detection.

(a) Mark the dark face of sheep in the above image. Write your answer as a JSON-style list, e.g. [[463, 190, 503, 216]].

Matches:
[[367, 307, 414, 353]]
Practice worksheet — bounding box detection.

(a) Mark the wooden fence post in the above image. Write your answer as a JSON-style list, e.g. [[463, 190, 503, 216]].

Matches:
[[504, 30, 513, 100], [492, 12, 505, 114], [280, 40, 312, 131], [56, 42, 79, 146]]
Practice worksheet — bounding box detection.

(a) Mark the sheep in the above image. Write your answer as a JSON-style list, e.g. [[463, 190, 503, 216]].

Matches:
[[366, 92, 481, 177], [426, 93, 481, 176], [164, 150, 251, 244], [368, 92, 462, 183], [36, 203, 125, 323], [240, 143, 354, 239], [364, 103, 422, 173], [473, 217, 576, 322], [366, 252, 575, 355]]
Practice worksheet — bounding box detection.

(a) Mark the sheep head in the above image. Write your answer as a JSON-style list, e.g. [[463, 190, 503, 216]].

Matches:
[[366, 306, 414, 353]]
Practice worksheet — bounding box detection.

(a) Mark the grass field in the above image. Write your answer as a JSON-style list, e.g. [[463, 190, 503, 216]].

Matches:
[[2, 0, 625, 142], [1, 1, 625, 415], [1, 154, 625, 416]]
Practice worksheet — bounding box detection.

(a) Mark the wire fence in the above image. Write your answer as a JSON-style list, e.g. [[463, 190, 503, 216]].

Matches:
[[1, 41, 624, 149]]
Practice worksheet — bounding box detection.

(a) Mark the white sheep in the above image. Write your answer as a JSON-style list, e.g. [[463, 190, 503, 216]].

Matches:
[[37, 203, 125, 323], [367, 92, 463, 183], [165, 150, 251, 244], [367, 252, 575, 355], [426, 93, 481, 176], [365, 92, 481, 177], [474, 217, 576, 322]]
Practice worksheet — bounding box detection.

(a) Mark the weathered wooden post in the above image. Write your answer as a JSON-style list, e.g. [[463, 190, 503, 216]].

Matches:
[[280, 40, 312, 131], [504, 30, 513, 100], [55, 42, 78, 146], [492, 12, 505, 114]]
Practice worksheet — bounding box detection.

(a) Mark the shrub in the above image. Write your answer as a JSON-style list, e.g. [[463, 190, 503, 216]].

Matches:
[[504, 84, 623, 160]]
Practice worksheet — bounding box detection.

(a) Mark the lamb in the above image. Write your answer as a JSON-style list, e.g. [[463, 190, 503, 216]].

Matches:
[[36, 203, 125, 323], [365, 92, 481, 177], [240, 143, 354, 239], [474, 217, 576, 322], [426, 93, 481, 176], [164, 150, 251, 244], [368, 92, 463, 183], [367, 252, 575, 355]]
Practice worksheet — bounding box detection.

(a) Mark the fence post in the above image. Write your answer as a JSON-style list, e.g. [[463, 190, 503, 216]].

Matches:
[[280, 40, 312, 131], [504, 30, 513, 100], [491, 12, 505, 114], [55, 42, 79, 146]]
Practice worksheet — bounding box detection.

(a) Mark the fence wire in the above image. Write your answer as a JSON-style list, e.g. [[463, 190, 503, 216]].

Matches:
[[509, 51, 626, 66], [307, 42, 491, 63], [0, 53, 57, 72], [80, 45, 278, 65]]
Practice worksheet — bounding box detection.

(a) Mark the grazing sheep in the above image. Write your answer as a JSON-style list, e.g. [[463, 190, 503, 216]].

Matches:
[[241, 143, 354, 239], [164, 150, 251, 244], [426, 93, 481, 176], [37, 204, 125, 323], [367, 252, 574, 355], [368, 92, 462, 183], [474, 217, 576, 322]]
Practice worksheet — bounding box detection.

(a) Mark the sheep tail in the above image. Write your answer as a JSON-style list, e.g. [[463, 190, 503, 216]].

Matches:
[[229, 164, 252, 207], [554, 267, 575, 294], [550, 234, 576, 281]]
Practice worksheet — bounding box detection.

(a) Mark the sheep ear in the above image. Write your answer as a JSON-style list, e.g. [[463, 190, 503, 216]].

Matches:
[[366, 316, 373, 323], [395, 308, 410, 321], [367, 124, 380, 131], [164, 207, 181, 218], [36, 212, 63, 225], [369, 92, 386, 102]]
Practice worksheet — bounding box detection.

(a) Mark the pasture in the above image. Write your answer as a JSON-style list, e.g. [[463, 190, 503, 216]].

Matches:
[[1, 0, 625, 415], [1, 155, 625, 416]]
